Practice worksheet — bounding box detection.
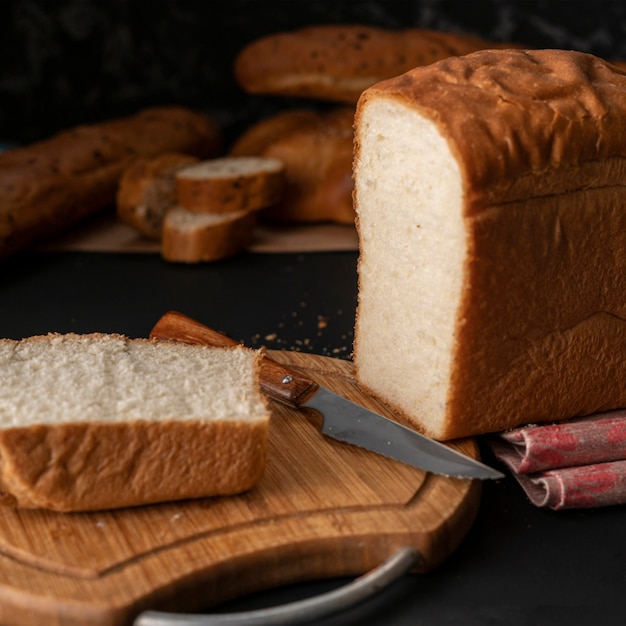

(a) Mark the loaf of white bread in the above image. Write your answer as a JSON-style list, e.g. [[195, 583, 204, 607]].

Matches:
[[353, 49, 626, 441], [0, 333, 269, 511]]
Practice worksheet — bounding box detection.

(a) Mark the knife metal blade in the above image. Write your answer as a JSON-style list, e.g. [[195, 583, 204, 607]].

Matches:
[[307, 388, 501, 479], [150, 311, 504, 481]]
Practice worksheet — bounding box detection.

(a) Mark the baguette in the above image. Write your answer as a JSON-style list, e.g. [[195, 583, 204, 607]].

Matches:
[[116, 152, 200, 239], [353, 49, 626, 440], [175, 156, 285, 214], [234, 25, 520, 104], [0, 106, 221, 259], [230, 108, 355, 224], [0, 333, 269, 512], [161, 206, 257, 263]]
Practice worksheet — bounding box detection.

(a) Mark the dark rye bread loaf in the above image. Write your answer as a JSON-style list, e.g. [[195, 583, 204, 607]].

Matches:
[[234, 24, 520, 104], [353, 49, 626, 440], [0, 106, 221, 259]]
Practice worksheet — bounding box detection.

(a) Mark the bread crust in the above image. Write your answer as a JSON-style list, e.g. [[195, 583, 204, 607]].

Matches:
[[360, 49, 626, 206], [354, 49, 626, 439], [230, 108, 355, 224], [161, 208, 257, 263], [235, 24, 520, 103], [0, 106, 221, 258], [0, 334, 269, 511], [0, 419, 268, 512], [116, 152, 201, 239], [175, 157, 285, 214]]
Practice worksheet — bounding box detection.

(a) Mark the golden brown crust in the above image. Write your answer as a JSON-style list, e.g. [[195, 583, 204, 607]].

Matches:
[[175, 158, 285, 214], [360, 49, 626, 208], [230, 107, 355, 224], [230, 110, 319, 156], [354, 49, 626, 439], [234, 25, 521, 103], [0, 106, 222, 259], [116, 152, 201, 239], [0, 419, 268, 512], [161, 209, 257, 263]]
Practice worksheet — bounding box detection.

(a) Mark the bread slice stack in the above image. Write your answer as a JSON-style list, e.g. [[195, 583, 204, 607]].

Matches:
[[0, 333, 270, 512], [162, 156, 284, 262], [117, 155, 285, 262]]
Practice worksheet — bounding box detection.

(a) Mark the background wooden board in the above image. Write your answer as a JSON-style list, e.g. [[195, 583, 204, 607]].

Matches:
[[0, 351, 481, 626], [36, 213, 360, 254]]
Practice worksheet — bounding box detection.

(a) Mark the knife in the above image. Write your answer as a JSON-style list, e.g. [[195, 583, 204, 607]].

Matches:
[[149, 311, 504, 480]]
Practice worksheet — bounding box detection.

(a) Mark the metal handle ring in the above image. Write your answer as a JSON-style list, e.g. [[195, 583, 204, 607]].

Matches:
[[134, 546, 421, 626]]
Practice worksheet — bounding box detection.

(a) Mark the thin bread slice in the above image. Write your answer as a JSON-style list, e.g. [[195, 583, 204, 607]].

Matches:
[[116, 152, 200, 239], [0, 333, 269, 512], [161, 206, 257, 263], [175, 156, 285, 214]]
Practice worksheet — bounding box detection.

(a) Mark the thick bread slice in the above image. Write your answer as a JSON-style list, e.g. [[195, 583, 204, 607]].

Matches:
[[0, 333, 269, 512], [162, 206, 257, 263], [175, 156, 285, 214], [230, 108, 355, 224], [234, 24, 520, 104], [117, 152, 200, 239], [353, 49, 626, 441], [0, 106, 222, 259]]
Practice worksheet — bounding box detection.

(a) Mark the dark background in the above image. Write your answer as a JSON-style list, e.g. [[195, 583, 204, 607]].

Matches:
[[2, 0, 626, 148], [2, 3, 626, 624]]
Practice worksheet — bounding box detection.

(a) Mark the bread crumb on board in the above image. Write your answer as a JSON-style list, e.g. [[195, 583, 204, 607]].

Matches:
[[250, 306, 353, 359]]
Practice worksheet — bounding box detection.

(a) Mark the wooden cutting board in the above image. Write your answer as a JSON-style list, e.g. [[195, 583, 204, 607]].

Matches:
[[0, 351, 482, 626]]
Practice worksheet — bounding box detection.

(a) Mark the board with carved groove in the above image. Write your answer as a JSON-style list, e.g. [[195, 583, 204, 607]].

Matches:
[[0, 350, 481, 626]]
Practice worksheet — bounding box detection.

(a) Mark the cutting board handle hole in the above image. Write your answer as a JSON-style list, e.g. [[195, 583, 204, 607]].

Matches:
[[133, 546, 421, 625]]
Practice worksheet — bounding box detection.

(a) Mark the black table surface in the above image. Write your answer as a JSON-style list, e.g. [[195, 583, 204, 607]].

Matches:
[[2, 249, 626, 626]]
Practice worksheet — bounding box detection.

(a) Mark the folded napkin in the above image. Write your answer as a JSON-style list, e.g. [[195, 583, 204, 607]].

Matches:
[[488, 409, 626, 510]]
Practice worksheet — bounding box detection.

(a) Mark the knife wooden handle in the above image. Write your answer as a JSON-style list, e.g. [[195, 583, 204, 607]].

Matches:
[[150, 311, 319, 407]]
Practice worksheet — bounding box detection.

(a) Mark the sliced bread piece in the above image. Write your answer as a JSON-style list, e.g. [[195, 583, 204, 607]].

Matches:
[[353, 49, 626, 441], [162, 206, 257, 263], [175, 156, 285, 214], [0, 333, 269, 512], [116, 152, 200, 239]]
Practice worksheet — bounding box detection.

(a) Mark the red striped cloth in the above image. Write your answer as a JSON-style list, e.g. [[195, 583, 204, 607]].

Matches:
[[488, 409, 626, 509]]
